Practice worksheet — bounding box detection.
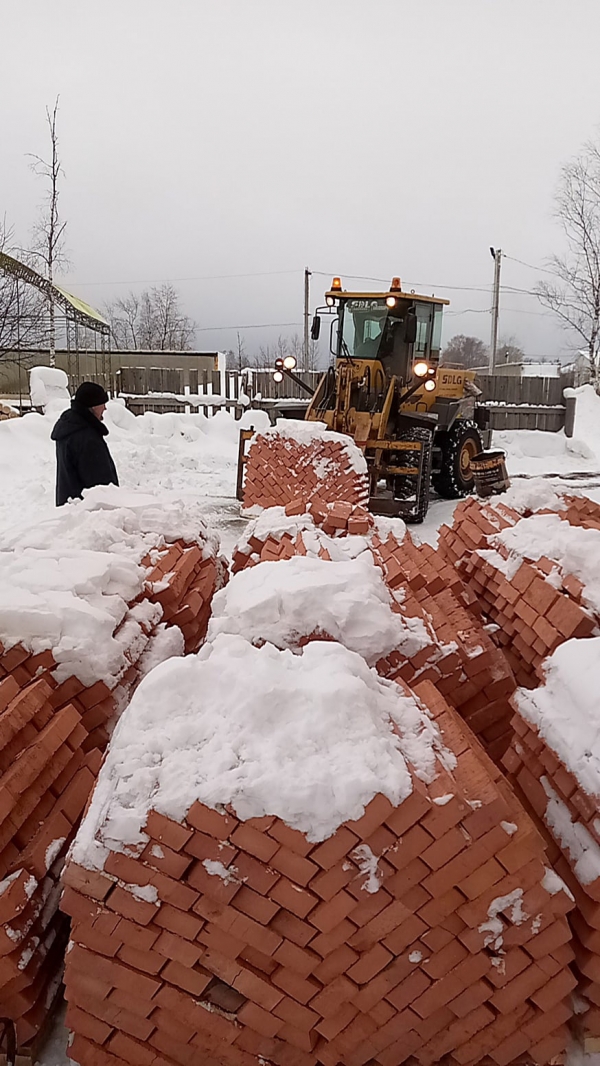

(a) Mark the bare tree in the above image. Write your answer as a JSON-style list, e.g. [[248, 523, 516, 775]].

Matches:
[[536, 138, 600, 387], [28, 97, 68, 367], [0, 220, 47, 359], [497, 335, 525, 365], [441, 334, 488, 369], [104, 285, 195, 350]]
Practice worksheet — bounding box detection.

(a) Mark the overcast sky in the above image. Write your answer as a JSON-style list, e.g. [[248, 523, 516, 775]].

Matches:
[[3, 0, 600, 361]]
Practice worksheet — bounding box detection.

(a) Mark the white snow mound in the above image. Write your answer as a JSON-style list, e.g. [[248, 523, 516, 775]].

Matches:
[[516, 637, 600, 799], [208, 556, 430, 664], [72, 634, 449, 866], [260, 419, 368, 477], [492, 512, 600, 616]]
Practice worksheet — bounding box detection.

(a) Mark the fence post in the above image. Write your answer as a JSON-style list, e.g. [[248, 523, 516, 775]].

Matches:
[[564, 396, 577, 438]]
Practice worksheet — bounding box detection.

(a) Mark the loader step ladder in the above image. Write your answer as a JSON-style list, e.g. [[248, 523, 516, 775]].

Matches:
[[367, 430, 433, 523]]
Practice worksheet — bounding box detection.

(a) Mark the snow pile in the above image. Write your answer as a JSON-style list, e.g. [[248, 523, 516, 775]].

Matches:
[[29, 366, 70, 413], [208, 556, 431, 664], [516, 637, 600, 799], [487, 478, 569, 516], [0, 484, 219, 685], [564, 384, 600, 464], [0, 402, 270, 551], [492, 512, 600, 616], [72, 633, 448, 863]]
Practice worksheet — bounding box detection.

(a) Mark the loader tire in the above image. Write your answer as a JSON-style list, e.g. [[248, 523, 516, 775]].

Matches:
[[432, 420, 482, 499], [392, 427, 433, 524]]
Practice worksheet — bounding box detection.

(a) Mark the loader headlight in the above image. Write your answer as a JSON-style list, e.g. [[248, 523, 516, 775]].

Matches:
[[385, 296, 396, 308], [326, 296, 335, 307], [424, 378, 436, 392], [283, 356, 297, 370], [413, 361, 429, 377], [273, 371, 284, 383]]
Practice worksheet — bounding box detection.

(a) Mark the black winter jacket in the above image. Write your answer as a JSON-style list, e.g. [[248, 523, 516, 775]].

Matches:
[[51, 402, 119, 506]]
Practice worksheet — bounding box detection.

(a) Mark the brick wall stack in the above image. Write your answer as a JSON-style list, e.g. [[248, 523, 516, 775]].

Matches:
[[61, 675, 576, 1066], [0, 535, 224, 1053], [242, 427, 370, 513], [0, 673, 101, 1052], [503, 692, 600, 1041], [370, 528, 517, 765], [143, 541, 227, 655]]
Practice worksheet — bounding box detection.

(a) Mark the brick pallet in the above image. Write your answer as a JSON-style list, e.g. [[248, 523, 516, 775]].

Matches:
[[0, 534, 224, 1052], [503, 698, 600, 1041], [61, 674, 575, 1066], [242, 429, 369, 513]]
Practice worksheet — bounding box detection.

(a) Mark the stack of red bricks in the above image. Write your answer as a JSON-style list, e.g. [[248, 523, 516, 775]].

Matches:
[[0, 534, 224, 1053], [436, 493, 598, 689], [502, 690, 600, 1041], [0, 672, 102, 1052], [143, 540, 227, 654], [232, 502, 374, 574], [370, 527, 517, 765], [242, 427, 370, 513], [61, 672, 576, 1066]]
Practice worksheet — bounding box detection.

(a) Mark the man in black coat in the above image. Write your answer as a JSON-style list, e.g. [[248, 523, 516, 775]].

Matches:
[[51, 381, 119, 506]]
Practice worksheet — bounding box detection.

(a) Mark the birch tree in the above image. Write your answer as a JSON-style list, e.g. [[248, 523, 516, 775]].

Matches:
[[536, 139, 600, 387]]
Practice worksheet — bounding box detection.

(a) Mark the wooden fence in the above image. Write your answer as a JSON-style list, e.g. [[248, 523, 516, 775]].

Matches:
[[115, 366, 321, 417], [115, 365, 574, 433], [475, 372, 574, 432]]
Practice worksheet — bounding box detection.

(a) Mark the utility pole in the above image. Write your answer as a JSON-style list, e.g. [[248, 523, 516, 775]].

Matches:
[[304, 267, 311, 371], [489, 247, 502, 373]]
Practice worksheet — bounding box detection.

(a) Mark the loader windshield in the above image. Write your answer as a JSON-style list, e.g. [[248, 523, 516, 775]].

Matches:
[[341, 298, 405, 360]]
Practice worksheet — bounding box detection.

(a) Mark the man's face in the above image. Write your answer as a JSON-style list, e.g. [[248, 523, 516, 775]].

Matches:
[[90, 403, 106, 421]]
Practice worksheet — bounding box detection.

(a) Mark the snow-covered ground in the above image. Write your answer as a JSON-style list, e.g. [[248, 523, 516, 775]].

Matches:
[[2, 386, 600, 560], [1, 385, 600, 1065]]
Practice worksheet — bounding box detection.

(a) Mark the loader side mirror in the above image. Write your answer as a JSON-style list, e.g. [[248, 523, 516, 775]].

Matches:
[[311, 315, 321, 341], [404, 312, 417, 344]]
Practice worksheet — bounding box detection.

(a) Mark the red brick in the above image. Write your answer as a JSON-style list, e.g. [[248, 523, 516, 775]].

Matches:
[[308, 889, 357, 932], [270, 846, 319, 887], [346, 793, 397, 839], [231, 822, 280, 862], [105, 884, 159, 926], [309, 917, 357, 958], [162, 958, 212, 997], [140, 841, 192, 880], [144, 810, 193, 851], [268, 820, 315, 857], [237, 1000, 283, 1038], [271, 877, 318, 919], [310, 827, 360, 870], [273, 938, 319, 978], [234, 850, 280, 895], [271, 908, 316, 948]]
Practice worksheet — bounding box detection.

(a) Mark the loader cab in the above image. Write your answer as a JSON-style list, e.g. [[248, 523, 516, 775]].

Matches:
[[333, 289, 446, 387]]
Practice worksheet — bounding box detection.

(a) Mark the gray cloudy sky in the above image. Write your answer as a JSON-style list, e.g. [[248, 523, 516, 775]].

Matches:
[[3, 0, 600, 360]]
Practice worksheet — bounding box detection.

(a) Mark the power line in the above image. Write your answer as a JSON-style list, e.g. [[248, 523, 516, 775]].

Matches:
[[196, 320, 303, 332], [67, 268, 303, 288]]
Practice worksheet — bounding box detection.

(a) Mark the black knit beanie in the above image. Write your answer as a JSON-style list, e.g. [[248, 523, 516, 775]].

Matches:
[[74, 381, 109, 408]]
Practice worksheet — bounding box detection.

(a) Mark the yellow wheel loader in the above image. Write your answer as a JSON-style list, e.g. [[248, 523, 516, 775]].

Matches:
[[300, 276, 491, 522]]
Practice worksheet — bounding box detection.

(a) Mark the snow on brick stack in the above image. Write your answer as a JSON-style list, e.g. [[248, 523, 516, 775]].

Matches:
[[0, 486, 224, 1053], [61, 552, 577, 1066], [502, 637, 600, 1044], [241, 420, 370, 513], [232, 505, 517, 765]]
